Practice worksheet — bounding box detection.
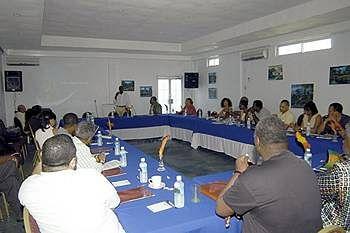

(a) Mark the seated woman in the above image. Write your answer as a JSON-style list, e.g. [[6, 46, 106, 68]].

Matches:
[[217, 98, 233, 119], [35, 110, 57, 149], [296, 101, 323, 134], [177, 98, 196, 116]]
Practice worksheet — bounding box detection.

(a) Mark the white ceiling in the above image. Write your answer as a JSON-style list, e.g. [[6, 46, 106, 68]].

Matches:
[[42, 0, 311, 43], [1, 0, 350, 55]]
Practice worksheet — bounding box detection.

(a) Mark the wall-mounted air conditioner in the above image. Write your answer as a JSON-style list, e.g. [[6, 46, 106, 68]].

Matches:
[[241, 48, 268, 61], [6, 56, 40, 66]]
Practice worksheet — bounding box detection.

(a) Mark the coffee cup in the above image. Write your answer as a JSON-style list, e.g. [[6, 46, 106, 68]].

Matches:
[[148, 175, 162, 188]]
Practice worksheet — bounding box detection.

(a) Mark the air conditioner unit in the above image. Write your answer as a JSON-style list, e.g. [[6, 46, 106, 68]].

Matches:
[[241, 48, 268, 61], [6, 56, 40, 66]]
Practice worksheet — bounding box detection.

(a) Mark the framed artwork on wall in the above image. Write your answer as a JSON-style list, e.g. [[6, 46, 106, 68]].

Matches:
[[291, 83, 314, 108], [121, 80, 135, 91], [329, 65, 350, 85], [140, 86, 152, 97], [208, 88, 217, 99], [208, 72, 217, 84], [268, 65, 283, 80]]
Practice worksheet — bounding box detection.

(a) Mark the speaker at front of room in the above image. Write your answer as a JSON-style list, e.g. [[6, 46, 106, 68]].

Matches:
[[5, 71, 23, 92], [184, 72, 199, 88]]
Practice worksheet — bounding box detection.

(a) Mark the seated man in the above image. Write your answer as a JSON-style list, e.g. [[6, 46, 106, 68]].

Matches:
[[57, 113, 78, 137], [149, 96, 162, 115], [0, 154, 22, 221], [14, 104, 26, 132], [246, 100, 271, 124], [72, 121, 103, 172], [277, 99, 295, 129], [19, 135, 125, 233], [317, 123, 350, 231], [320, 103, 350, 135], [216, 116, 322, 233]]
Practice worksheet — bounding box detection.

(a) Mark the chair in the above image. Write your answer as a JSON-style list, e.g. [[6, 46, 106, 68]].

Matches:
[[318, 225, 345, 233], [0, 192, 9, 220], [24, 207, 41, 233], [28, 124, 41, 167]]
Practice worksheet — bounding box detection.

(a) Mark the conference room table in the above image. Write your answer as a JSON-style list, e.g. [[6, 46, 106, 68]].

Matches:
[[91, 133, 242, 233], [94, 114, 343, 168]]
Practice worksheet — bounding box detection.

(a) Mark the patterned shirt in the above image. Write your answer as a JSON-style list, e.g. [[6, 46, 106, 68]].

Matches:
[[317, 160, 350, 232], [72, 136, 102, 173]]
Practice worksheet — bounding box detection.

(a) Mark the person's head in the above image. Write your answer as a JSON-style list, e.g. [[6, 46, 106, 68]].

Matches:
[[254, 116, 288, 160], [328, 103, 343, 115], [39, 110, 57, 131], [32, 105, 42, 115], [279, 100, 290, 114], [42, 134, 77, 172], [185, 98, 193, 107], [239, 97, 248, 111], [252, 100, 263, 113], [82, 112, 92, 119], [343, 123, 350, 155], [119, 86, 124, 93], [17, 105, 26, 113], [150, 96, 157, 105], [62, 113, 78, 136], [303, 101, 318, 116], [75, 121, 96, 145], [221, 98, 232, 108]]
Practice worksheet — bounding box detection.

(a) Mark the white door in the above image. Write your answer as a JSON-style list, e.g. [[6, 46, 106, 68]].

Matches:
[[158, 77, 182, 113]]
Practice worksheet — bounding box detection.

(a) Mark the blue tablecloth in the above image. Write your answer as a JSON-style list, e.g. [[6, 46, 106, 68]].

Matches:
[[92, 133, 242, 233], [92, 115, 343, 168]]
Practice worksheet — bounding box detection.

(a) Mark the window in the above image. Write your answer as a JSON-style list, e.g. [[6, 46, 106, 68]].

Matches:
[[277, 38, 332, 56], [207, 57, 220, 67], [278, 43, 302, 56], [302, 38, 332, 53]]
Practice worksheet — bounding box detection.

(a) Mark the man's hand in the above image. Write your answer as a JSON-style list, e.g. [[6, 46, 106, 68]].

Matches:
[[95, 154, 106, 163], [9, 156, 19, 168], [235, 155, 249, 173]]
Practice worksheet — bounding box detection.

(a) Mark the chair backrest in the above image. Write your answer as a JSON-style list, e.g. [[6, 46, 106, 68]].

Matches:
[[23, 207, 41, 233], [28, 124, 40, 151], [318, 226, 345, 233]]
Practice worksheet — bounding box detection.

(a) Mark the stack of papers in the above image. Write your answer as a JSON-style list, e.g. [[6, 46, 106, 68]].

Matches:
[[147, 202, 173, 213]]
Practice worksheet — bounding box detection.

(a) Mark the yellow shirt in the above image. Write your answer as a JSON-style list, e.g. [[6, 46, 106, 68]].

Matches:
[[278, 110, 295, 125]]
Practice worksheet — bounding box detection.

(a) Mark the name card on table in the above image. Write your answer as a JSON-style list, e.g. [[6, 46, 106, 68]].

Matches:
[[112, 180, 131, 187], [147, 202, 173, 213]]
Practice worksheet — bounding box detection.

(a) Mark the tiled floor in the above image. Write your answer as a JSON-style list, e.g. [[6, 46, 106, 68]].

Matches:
[[0, 139, 235, 232]]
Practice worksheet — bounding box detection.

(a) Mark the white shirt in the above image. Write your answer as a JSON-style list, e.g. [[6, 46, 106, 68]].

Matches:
[[72, 136, 102, 173], [114, 92, 131, 107], [35, 126, 55, 149], [18, 169, 125, 233], [15, 111, 26, 129]]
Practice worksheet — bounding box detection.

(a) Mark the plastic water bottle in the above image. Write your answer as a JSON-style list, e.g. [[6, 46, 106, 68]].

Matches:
[[306, 122, 311, 136], [120, 147, 127, 167], [139, 158, 148, 183], [97, 131, 103, 146], [174, 175, 185, 208], [91, 115, 95, 124], [184, 109, 187, 116], [114, 138, 120, 155], [304, 148, 312, 167], [247, 117, 251, 129]]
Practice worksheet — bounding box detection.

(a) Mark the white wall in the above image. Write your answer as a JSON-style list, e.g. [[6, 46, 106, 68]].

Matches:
[[242, 30, 350, 116], [193, 53, 241, 114], [4, 56, 193, 125], [0, 54, 6, 123]]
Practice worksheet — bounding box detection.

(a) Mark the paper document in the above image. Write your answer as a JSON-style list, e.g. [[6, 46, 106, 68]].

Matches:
[[103, 160, 121, 170], [147, 202, 173, 213], [112, 180, 131, 187]]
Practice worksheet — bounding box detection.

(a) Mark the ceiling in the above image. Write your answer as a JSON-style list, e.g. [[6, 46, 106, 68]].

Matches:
[[1, 0, 350, 55]]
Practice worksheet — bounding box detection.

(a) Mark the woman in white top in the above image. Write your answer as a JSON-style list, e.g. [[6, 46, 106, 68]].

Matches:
[[296, 101, 323, 134], [35, 110, 57, 149]]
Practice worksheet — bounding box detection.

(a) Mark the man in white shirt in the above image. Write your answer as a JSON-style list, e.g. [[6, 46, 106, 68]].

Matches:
[[277, 100, 295, 129], [72, 121, 103, 172], [18, 134, 125, 233], [114, 86, 131, 117], [14, 104, 26, 131]]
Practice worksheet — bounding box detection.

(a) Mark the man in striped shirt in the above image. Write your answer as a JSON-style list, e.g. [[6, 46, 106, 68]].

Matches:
[[72, 121, 103, 172]]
